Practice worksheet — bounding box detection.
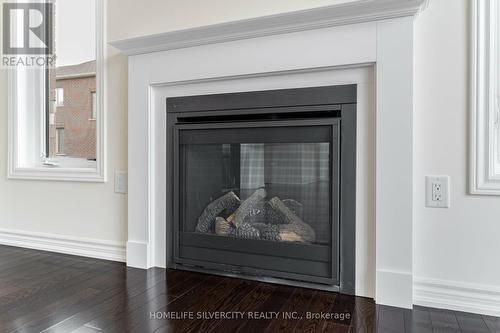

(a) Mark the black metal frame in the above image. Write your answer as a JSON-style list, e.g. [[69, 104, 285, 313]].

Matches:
[[173, 119, 339, 285], [166, 85, 356, 294]]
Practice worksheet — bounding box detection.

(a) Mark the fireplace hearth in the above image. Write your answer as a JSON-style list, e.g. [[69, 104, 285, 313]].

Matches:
[[167, 85, 356, 294]]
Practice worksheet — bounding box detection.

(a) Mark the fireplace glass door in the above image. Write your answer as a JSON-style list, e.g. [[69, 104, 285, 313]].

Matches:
[[174, 120, 340, 284]]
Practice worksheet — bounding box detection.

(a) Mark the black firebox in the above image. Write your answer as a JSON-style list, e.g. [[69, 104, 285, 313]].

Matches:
[[166, 85, 356, 294]]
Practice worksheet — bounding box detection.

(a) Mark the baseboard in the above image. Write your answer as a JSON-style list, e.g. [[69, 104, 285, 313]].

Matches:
[[376, 269, 413, 309], [414, 277, 500, 317], [126, 240, 149, 269], [0, 228, 126, 262]]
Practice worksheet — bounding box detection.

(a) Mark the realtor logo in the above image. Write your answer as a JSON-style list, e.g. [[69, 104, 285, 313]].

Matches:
[[2, 2, 53, 55]]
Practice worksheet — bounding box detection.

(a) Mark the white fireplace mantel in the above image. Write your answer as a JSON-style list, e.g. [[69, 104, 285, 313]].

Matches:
[[111, 0, 428, 309], [111, 0, 428, 56]]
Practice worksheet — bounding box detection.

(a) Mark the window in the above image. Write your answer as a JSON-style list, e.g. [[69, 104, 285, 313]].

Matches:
[[56, 128, 65, 154], [55, 87, 64, 106], [470, 0, 500, 194], [91, 92, 97, 120], [7, 0, 105, 182]]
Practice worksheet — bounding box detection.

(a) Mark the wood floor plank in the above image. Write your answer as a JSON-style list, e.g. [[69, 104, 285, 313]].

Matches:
[[173, 278, 258, 333], [0, 280, 20, 298], [349, 296, 376, 332], [0, 247, 38, 261], [292, 290, 337, 333], [0, 253, 50, 279], [7, 288, 103, 333], [322, 321, 352, 333], [263, 287, 316, 333], [455, 311, 490, 333], [327, 292, 356, 328], [101, 275, 221, 333], [80, 271, 190, 331], [139, 276, 246, 333], [204, 282, 276, 333], [429, 308, 461, 333], [377, 305, 406, 333], [482, 315, 500, 333], [403, 306, 433, 333], [0, 262, 126, 316], [0, 265, 133, 331], [39, 268, 166, 333], [235, 284, 295, 333], [483, 314, 500, 332], [3, 267, 138, 332], [164, 270, 212, 297]]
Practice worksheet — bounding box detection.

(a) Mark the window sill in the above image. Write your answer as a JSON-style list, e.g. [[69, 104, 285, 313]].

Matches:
[[8, 167, 105, 183]]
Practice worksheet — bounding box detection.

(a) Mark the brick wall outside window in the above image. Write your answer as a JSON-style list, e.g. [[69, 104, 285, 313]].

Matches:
[[48, 61, 96, 160]]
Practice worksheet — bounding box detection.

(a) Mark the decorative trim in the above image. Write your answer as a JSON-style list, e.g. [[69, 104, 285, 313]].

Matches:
[[376, 269, 413, 309], [7, 167, 107, 182], [126, 241, 149, 269], [109, 0, 428, 56], [0, 228, 126, 262], [469, 0, 500, 195], [414, 277, 500, 317]]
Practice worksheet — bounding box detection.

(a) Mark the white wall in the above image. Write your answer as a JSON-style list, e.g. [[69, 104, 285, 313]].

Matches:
[[414, 0, 500, 289]]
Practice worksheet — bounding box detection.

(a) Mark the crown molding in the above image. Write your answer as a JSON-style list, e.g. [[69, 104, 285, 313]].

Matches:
[[109, 0, 429, 56]]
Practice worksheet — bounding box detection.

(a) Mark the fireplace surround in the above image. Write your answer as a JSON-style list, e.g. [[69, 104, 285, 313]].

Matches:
[[167, 85, 356, 293], [111, 0, 428, 308]]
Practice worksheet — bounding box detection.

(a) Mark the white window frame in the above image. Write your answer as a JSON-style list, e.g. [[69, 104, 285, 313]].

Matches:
[[7, 0, 106, 182], [470, 0, 500, 194]]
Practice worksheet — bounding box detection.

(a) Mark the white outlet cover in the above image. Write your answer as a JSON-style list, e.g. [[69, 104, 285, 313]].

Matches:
[[425, 175, 450, 208]]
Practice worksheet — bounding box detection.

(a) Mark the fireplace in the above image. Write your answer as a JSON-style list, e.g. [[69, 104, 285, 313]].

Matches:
[[167, 85, 356, 294]]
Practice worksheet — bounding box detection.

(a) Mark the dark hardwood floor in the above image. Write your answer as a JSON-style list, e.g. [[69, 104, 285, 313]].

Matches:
[[0, 245, 498, 333]]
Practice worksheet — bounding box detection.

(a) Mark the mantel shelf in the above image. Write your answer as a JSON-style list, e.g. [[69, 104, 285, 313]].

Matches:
[[109, 0, 428, 56]]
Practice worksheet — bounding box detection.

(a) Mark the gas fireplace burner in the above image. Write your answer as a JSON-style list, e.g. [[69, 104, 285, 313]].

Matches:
[[166, 85, 356, 294]]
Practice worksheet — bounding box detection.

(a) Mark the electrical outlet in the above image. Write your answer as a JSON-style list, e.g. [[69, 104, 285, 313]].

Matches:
[[432, 182, 442, 201], [115, 171, 127, 194], [425, 175, 450, 208]]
